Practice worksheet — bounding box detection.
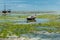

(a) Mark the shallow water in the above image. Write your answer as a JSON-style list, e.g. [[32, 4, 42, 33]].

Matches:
[[0, 13, 50, 24], [0, 13, 36, 16], [0, 33, 60, 40], [14, 18, 49, 24], [20, 32, 60, 40], [0, 13, 60, 40], [35, 26, 57, 30], [0, 18, 49, 24]]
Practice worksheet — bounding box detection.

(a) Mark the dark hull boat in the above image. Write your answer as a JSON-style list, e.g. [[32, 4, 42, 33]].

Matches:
[[2, 1, 11, 16], [27, 18, 35, 20], [2, 10, 11, 16], [2, 11, 7, 13], [27, 16, 36, 22], [2, 10, 11, 13]]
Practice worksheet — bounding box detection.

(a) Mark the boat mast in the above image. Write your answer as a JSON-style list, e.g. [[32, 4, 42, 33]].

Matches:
[[35, 6, 36, 16], [2, 0, 7, 14], [4, 2, 6, 11]]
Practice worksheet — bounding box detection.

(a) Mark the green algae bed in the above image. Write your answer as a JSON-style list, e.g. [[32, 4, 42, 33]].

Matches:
[[0, 14, 60, 38], [0, 14, 59, 19]]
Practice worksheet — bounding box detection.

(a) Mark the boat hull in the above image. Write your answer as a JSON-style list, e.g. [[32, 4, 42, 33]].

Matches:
[[27, 18, 35, 20]]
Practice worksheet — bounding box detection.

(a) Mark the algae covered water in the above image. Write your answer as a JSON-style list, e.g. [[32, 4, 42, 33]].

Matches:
[[0, 13, 60, 40]]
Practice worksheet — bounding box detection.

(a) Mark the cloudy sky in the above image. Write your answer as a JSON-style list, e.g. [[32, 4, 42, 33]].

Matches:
[[0, 0, 60, 11]]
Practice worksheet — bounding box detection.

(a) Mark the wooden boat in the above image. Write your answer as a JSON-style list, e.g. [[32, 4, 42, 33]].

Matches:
[[27, 15, 36, 22], [27, 17, 35, 20]]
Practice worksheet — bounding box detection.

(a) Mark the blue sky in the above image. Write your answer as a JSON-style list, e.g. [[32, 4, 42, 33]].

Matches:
[[0, 0, 60, 11]]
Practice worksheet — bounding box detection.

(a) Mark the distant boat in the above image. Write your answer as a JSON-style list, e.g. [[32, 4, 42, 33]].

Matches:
[[2, 10, 11, 16], [7, 9, 11, 13], [2, 1, 11, 15], [2, 10, 7, 13], [2, 9, 11, 13]]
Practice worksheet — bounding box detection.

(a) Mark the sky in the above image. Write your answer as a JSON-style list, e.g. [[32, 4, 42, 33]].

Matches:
[[0, 0, 60, 11]]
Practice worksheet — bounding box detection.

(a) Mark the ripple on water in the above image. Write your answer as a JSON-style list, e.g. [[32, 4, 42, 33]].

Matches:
[[14, 18, 49, 24]]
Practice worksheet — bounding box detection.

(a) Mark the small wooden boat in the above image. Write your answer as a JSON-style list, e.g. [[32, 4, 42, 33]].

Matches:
[[27, 15, 36, 22], [27, 17, 35, 20], [27, 15, 36, 20]]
